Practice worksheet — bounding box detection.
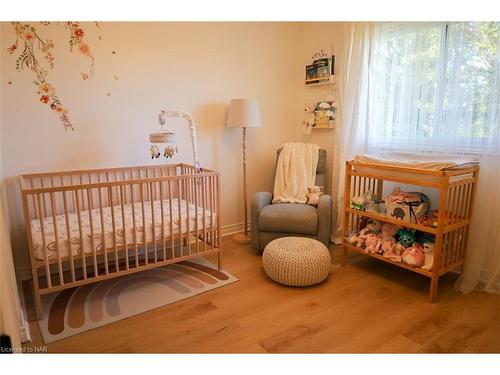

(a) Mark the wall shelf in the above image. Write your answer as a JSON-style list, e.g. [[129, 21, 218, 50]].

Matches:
[[305, 75, 336, 87]]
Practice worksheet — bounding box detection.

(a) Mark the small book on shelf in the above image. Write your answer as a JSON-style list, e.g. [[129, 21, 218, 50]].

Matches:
[[305, 64, 318, 84]]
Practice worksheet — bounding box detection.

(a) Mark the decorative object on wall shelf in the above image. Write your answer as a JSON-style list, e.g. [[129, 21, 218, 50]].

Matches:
[[226, 98, 262, 244], [149, 110, 200, 171], [302, 103, 316, 136], [6, 22, 98, 130], [305, 51, 336, 86], [313, 101, 336, 129]]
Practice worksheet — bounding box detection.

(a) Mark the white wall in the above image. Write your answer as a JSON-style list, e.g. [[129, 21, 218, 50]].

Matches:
[[1, 21, 346, 275]]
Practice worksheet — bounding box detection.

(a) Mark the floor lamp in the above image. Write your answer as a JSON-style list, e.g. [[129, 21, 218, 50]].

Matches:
[[226, 98, 262, 244]]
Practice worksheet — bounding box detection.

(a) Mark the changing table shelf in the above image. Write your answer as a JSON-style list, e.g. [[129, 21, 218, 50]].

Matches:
[[342, 160, 480, 302]]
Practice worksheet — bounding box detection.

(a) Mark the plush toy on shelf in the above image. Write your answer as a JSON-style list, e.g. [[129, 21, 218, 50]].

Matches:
[[363, 192, 381, 213], [418, 214, 434, 227], [363, 233, 381, 254], [306, 185, 324, 206], [401, 242, 425, 267], [344, 230, 360, 245], [378, 222, 399, 256], [397, 228, 416, 249], [421, 242, 435, 270], [387, 242, 405, 262], [350, 195, 365, 211], [359, 219, 382, 236], [356, 219, 381, 248]]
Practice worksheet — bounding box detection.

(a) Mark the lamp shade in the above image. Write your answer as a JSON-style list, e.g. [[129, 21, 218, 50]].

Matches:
[[226, 98, 262, 128]]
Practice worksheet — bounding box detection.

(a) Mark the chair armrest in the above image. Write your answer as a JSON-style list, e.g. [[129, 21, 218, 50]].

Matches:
[[317, 194, 332, 247], [251, 192, 273, 250]]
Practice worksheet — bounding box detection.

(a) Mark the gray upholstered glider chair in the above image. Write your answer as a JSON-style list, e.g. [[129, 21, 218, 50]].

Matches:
[[251, 148, 332, 252]]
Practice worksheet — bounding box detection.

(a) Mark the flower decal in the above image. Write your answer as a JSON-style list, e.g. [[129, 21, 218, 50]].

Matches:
[[7, 21, 98, 130]]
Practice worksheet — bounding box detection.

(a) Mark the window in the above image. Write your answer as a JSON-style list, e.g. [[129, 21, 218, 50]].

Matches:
[[369, 22, 500, 152]]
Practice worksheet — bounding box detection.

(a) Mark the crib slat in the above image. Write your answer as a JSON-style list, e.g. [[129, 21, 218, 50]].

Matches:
[[159, 180, 166, 261], [194, 176, 199, 254], [73, 189, 87, 280], [216, 173, 221, 255], [149, 181, 157, 263], [108, 186, 120, 272], [209, 175, 214, 249], [49, 192, 64, 285], [177, 179, 183, 256], [97, 185, 109, 276], [119, 185, 130, 271], [202, 176, 207, 252], [168, 179, 175, 259], [140, 183, 148, 265], [86, 188, 98, 278], [130, 183, 139, 268], [185, 177, 191, 255], [60, 177, 76, 282], [36, 193, 52, 288]]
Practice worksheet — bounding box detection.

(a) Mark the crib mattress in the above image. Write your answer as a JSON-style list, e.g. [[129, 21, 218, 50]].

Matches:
[[30, 198, 216, 262]]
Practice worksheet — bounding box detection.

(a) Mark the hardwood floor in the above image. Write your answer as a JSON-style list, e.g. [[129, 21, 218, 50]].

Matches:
[[22, 237, 500, 353]]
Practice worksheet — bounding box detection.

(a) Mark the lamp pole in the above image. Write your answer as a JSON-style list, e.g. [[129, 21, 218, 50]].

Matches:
[[233, 127, 250, 243]]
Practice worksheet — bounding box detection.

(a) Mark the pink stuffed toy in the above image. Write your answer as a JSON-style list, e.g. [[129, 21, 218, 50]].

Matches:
[[364, 233, 381, 254], [401, 242, 425, 267], [379, 222, 399, 256]]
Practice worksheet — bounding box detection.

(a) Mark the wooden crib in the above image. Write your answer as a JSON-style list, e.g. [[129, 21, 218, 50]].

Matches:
[[19, 163, 221, 319]]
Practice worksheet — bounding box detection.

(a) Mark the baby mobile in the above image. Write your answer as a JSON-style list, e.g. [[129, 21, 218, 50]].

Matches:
[[7, 22, 98, 130]]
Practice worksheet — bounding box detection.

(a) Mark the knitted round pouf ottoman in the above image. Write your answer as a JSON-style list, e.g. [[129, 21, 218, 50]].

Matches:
[[262, 237, 331, 286]]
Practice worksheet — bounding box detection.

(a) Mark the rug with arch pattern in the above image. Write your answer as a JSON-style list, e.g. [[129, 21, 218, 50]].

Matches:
[[38, 258, 238, 344]]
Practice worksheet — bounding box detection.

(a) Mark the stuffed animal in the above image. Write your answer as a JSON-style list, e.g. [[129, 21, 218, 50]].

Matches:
[[164, 145, 178, 158], [356, 219, 382, 247], [344, 230, 359, 245], [387, 242, 405, 262], [362, 192, 381, 213], [306, 186, 324, 206], [150, 145, 161, 159], [397, 228, 416, 249], [418, 215, 433, 227], [378, 222, 399, 255], [401, 242, 425, 267], [364, 233, 381, 254], [350, 195, 365, 211], [302, 104, 315, 136], [421, 242, 435, 270], [359, 219, 382, 236]]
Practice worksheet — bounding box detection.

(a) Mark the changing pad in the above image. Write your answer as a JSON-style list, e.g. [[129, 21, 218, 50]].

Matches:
[[354, 152, 479, 171]]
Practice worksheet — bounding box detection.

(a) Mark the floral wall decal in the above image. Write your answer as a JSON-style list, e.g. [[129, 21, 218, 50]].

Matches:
[[7, 22, 99, 130]]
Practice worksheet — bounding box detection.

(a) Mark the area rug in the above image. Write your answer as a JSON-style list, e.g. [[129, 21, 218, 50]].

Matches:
[[37, 258, 238, 344]]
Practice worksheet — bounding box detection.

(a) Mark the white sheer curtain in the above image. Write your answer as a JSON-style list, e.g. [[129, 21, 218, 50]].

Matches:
[[368, 22, 500, 293], [331, 23, 372, 241]]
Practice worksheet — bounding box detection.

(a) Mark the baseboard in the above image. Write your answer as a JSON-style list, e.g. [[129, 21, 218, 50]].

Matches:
[[221, 221, 251, 237], [15, 221, 252, 281], [16, 267, 32, 282]]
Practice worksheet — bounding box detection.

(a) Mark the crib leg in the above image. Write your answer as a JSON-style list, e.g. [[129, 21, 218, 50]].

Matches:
[[217, 251, 222, 271], [429, 275, 439, 303], [33, 287, 43, 320]]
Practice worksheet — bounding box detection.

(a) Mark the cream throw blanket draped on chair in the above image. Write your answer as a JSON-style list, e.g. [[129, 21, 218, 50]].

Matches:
[[272, 142, 320, 204]]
